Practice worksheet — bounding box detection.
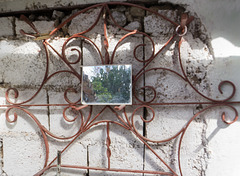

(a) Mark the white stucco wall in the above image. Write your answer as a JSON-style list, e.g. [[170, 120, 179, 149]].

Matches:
[[0, 1, 240, 176], [165, 0, 240, 99]]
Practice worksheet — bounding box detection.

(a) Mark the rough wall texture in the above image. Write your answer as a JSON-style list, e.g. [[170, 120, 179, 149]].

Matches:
[[0, 1, 240, 176]]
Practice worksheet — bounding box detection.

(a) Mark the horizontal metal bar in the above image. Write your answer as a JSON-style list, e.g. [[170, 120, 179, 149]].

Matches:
[[0, 101, 240, 108], [51, 165, 174, 175]]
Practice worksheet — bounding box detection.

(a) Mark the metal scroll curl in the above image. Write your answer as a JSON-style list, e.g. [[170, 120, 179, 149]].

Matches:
[[1, 2, 239, 176]]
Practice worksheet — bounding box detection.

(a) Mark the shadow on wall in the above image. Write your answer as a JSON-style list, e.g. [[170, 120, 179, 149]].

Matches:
[[206, 1, 240, 48]]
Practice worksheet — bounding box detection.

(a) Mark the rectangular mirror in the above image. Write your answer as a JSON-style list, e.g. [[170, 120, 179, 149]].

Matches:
[[81, 64, 132, 105]]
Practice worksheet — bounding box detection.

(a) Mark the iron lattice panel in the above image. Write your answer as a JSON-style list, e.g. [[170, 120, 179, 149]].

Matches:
[[0, 2, 239, 176]]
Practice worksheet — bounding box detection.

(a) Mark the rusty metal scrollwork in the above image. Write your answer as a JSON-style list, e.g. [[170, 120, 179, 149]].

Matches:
[[1, 2, 239, 176]]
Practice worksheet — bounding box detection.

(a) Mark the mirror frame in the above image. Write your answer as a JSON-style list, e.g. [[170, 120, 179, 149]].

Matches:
[[81, 64, 132, 105]]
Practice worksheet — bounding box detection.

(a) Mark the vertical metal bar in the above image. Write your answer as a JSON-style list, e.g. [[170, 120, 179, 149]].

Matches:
[[106, 122, 111, 170], [103, 6, 110, 64], [56, 151, 61, 176]]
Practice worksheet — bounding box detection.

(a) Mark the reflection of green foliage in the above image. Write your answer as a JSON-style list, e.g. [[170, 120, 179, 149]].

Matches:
[[98, 93, 112, 102], [92, 78, 112, 102], [92, 80, 107, 94], [91, 65, 131, 103]]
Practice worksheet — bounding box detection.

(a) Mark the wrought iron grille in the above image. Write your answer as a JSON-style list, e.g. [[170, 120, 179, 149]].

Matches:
[[0, 2, 239, 176]]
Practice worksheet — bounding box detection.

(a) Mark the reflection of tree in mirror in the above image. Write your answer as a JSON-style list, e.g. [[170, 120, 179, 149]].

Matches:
[[82, 65, 131, 104]]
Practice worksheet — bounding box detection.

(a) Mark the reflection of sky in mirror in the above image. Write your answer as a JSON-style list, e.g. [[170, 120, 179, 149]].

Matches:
[[83, 66, 96, 81]]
